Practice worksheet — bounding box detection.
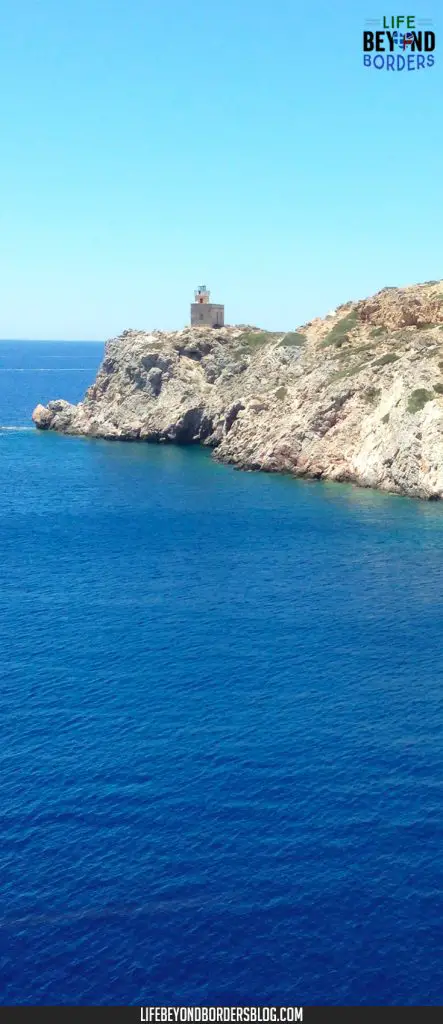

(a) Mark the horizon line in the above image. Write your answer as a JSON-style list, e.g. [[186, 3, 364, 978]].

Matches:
[[0, 344, 105, 348]]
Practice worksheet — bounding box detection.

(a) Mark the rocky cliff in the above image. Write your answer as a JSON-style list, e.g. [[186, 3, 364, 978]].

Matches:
[[33, 281, 443, 499]]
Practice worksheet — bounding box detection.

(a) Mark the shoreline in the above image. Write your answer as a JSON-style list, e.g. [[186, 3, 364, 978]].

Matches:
[[33, 283, 443, 503]]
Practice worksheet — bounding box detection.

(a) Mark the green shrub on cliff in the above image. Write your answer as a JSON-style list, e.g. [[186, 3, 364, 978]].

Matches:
[[330, 358, 369, 383], [407, 388, 433, 413], [321, 310, 360, 348], [374, 353, 399, 367], [279, 332, 307, 347], [363, 386, 381, 404], [237, 331, 279, 352]]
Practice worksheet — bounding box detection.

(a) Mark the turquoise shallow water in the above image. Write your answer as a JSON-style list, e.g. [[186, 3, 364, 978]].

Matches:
[[1, 342, 443, 1005]]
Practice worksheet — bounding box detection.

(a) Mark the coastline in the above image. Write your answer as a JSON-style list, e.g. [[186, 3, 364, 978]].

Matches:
[[33, 281, 443, 502]]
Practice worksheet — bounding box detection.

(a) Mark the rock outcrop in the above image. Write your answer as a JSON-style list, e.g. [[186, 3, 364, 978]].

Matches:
[[33, 281, 443, 499]]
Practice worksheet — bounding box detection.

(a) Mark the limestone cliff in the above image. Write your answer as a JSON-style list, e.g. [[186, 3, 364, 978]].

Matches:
[[33, 281, 443, 499]]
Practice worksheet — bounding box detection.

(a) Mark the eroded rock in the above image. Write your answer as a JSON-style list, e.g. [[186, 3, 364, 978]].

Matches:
[[32, 282, 443, 499]]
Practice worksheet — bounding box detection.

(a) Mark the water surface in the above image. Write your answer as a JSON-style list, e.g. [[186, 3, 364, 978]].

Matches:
[[1, 342, 443, 1005]]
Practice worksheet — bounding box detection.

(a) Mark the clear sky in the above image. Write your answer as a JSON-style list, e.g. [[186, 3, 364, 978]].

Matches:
[[0, 0, 441, 339]]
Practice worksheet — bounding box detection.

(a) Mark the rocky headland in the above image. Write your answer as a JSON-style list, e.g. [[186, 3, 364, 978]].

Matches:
[[33, 281, 443, 499]]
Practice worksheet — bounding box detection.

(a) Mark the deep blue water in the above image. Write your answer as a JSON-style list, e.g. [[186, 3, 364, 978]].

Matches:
[[1, 341, 443, 1006], [0, 341, 102, 427]]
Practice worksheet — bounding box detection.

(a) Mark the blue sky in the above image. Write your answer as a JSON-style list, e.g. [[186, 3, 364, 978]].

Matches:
[[0, 0, 441, 339]]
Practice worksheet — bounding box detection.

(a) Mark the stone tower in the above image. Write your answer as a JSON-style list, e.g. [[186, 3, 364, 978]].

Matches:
[[190, 285, 224, 327]]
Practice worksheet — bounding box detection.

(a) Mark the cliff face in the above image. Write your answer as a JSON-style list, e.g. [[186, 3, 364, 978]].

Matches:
[[33, 281, 443, 499]]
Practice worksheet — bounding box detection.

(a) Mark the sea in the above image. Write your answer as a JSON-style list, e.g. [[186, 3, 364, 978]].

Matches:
[[1, 340, 443, 1006]]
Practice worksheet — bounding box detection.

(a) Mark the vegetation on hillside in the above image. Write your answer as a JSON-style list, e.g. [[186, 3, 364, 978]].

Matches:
[[321, 310, 360, 348], [236, 330, 281, 352], [374, 353, 399, 367], [407, 389, 433, 413], [279, 332, 307, 348]]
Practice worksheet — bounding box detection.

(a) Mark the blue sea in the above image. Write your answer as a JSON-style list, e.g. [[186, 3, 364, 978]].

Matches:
[[1, 340, 443, 1006]]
